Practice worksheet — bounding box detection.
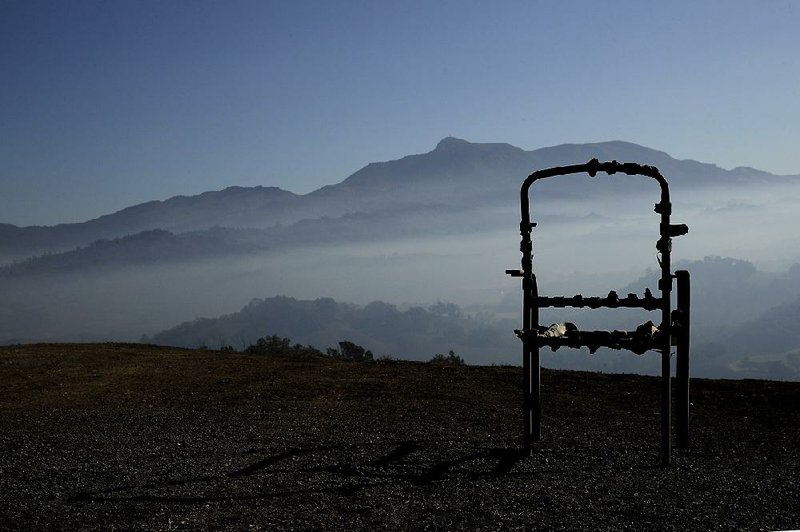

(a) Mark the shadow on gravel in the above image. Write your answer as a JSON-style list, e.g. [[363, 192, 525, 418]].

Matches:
[[228, 444, 343, 477], [67, 441, 528, 504], [412, 447, 526, 485]]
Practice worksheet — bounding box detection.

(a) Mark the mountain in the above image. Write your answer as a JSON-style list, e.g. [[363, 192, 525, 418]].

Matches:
[[0, 186, 301, 263], [5, 137, 800, 379], [314, 137, 533, 199], [323, 137, 760, 194], [0, 203, 479, 277], [148, 296, 517, 364], [1, 138, 790, 264], [716, 279, 800, 379], [145, 256, 800, 380]]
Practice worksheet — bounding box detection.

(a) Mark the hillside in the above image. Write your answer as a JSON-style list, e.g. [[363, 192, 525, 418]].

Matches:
[[1, 138, 790, 263], [4, 138, 800, 377], [148, 262, 800, 381], [148, 296, 516, 365], [1, 343, 798, 530], [0, 204, 471, 278]]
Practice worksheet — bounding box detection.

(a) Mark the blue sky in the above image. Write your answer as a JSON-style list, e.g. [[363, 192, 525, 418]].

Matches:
[[2, 0, 799, 225]]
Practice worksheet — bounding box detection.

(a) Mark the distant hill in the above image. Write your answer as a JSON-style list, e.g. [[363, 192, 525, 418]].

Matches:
[[1, 138, 790, 264], [147, 254, 800, 381], [0, 186, 301, 263], [5, 138, 800, 378], [148, 296, 517, 365], [0, 204, 476, 277], [717, 282, 800, 378]]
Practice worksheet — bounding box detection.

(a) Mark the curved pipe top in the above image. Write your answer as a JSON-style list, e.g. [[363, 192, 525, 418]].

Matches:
[[520, 159, 670, 228]]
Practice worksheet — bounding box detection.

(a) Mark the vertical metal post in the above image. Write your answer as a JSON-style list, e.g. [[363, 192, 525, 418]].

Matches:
[[675, 270, 691, 449], [660, 337, 672, 466], [522, 347, 533, 454], [657, 202, 673, 467], [521, 269, 539, 454], [522, 280, 533, 454], [530, 274, 541, 445], [532, 346, 541, 445]]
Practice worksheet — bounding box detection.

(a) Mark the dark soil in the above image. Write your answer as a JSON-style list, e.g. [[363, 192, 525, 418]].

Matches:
[[1, 343, 799, 531]]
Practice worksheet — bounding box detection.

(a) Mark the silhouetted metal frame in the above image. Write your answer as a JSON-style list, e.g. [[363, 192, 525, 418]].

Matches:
[[675, 270, 691, 449], [508, 159, 690, 466]]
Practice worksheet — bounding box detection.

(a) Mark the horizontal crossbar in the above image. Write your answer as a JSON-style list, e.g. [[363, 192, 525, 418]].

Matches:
[[514, 322, 664, 355], [537, 290, 661, 311]]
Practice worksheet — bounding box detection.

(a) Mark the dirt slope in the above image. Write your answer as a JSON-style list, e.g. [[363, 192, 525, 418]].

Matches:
[[1, 343, 798, 530]]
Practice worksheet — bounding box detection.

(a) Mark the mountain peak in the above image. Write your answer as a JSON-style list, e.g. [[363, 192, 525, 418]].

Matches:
[[435, 137, 472, 151]]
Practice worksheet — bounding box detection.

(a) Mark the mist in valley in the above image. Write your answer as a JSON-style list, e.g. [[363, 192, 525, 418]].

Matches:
[[4, 165, 800, 380]]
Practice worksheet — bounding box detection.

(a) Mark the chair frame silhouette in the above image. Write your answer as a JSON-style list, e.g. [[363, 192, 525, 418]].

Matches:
[[506, 159, 691, 466]]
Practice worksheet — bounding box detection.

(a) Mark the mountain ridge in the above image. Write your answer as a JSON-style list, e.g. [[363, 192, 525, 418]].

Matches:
[[4, 138, 783, 230], [5, 135, 800, 379], [0, 138, 792, 264]]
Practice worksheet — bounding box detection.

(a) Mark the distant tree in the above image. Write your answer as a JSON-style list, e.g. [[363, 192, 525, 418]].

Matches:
[[429, 350, 465, 366], [245, 334, 323, 357], [327, 340, 374, 362], [246, 335, 292, 355]]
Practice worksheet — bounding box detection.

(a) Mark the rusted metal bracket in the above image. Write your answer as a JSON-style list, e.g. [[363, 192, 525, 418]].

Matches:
[[507, 159, 691, 466]]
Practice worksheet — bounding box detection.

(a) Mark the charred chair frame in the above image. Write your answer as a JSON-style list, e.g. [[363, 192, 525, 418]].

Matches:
[[506, 159, 691, 466]]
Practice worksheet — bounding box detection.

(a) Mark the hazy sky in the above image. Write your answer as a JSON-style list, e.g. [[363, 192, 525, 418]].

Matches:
[[2, 1, 799, 226]]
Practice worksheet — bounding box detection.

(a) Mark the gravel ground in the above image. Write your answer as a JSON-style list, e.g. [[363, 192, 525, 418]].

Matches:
[[1, 343, 799, 531]]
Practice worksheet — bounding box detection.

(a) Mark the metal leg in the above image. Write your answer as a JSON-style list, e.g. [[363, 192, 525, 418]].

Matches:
[[661, 346, 672, 466], [523, 343, 533, 454], [675, 270, 691, 449], [533, 347, 541, 443], [523, 340, 540, 456], [522, 276, 540, 455]]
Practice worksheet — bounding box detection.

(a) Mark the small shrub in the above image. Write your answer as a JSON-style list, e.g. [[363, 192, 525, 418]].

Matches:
[[245, 335, 323, 357], [327, 341, 374, 362], [246, 335, 292, 355], [429, 350, 465, 366]]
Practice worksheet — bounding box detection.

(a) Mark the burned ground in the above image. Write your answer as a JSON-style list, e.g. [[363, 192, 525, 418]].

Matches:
[[1, 343, 798, 530]]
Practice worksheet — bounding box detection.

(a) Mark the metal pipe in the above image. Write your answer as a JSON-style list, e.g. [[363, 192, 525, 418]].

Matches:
[[675, 270, 691, 449], [515, 158, 679, 466]]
